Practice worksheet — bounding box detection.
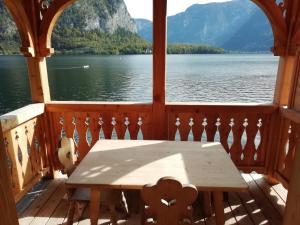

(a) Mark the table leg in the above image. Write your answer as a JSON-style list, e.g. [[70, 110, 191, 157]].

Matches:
[[66, 188, 75, 225], [213, 191, 225, 225], [90, 188, 101, 225], [203, 191, 212, 216]]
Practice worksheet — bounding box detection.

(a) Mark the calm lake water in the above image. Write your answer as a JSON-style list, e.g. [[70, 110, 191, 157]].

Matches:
[[0, 54, 278, 115]]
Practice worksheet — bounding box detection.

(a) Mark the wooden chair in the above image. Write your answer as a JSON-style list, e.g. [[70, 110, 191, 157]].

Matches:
[[141, 177, 198, 225], [58, 137, 128, 225]]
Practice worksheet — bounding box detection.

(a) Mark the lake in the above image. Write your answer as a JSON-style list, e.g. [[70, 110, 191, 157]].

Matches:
[[0, 54, 278, 115]]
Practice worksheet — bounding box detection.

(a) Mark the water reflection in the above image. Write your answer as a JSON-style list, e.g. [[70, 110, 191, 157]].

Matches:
[[0, 54, 278, 115]]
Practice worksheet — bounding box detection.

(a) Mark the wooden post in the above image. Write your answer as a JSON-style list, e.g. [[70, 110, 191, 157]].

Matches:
[[26, 57, 51, 103], [0, 126, 19, 225], [283, 132, 300, 225], [152, 0, 167, 140], [273, 56, 296, 106], [266, 55, 298, 181]]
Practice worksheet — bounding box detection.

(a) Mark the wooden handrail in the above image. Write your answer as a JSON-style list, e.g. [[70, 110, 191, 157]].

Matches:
[[46, 101, 152, 112], [0, 103, 45, 132], [167, 103, 278, 113]]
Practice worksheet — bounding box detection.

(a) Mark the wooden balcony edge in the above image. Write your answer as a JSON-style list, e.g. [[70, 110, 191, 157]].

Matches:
[[46, 101, 153, 112], [280, 107, 300, 124], [45, 101, 278, 113], [0, 103, 45, 132], [166, 103, 278, 113]]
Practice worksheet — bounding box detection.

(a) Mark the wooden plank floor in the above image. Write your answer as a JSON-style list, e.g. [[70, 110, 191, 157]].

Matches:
[[17, 173, 286, 225]]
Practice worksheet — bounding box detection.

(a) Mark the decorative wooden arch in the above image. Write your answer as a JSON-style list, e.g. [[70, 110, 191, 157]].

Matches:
[[3, 0, 299, 57], [4, 0, 35, 56]]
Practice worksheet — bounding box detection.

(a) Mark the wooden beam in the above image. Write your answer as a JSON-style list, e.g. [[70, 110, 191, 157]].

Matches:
[[0, 125, 19, 225], [26, 57, 51, 103], [283, 128, 300, 225], [273, 56, 297, 106], [251, 0, 287, 55], [152, 0, 167, 139]]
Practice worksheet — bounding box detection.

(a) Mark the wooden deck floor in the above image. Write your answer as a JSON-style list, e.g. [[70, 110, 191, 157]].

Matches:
[[17, 173, 287, 225]]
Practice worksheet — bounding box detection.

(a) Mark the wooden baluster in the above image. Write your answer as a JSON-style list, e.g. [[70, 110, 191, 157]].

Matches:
[[0, 125, 19, 225]]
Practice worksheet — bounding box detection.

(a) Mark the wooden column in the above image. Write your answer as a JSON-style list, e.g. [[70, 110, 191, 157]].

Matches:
[[0, 126, 19, 225], [273, 56, 297, 106], [152, 0, 167, 140], [283, 131, 300, 225], [26, 57, 51, 103]]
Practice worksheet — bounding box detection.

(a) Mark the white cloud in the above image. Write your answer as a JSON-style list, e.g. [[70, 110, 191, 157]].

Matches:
[[124, 0, 232, 21]]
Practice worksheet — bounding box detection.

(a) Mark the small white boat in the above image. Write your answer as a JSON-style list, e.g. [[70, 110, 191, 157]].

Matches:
[[83, 65, 90, 69]]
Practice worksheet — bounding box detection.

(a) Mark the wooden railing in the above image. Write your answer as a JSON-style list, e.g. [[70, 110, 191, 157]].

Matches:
[[0, 104, 49, 201], [46, 102, 153, 169], [46, 102, 278, 174], [275, 107, 300, 188], [166, 103, 277, 172]]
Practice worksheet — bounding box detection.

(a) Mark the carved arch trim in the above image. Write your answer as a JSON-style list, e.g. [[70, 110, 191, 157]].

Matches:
[[39, 0, 77, 57], [251, 0, 287, 55], [4, 0, 35, 57]]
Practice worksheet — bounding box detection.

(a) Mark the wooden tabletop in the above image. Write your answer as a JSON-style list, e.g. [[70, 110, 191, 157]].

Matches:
[[66, 140, 248, 192]]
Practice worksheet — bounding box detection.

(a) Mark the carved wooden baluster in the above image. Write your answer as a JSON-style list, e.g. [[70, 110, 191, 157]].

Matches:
[[254, 118, 263, 161], [284, 122, 299, 178], [137, 117, 144, 140], [25, 125, 35, 173], [34, 135, 42, 170], [111, 117, 118, 140], [175, 117, 181, 141], [15, 131, 23, 167], [124, 117, 131, 140], [201, 118, 208, 143], [72, 117, 80, 157], [98, 117, 105, 140], [227, 118, 235, 156], [4, 138, 14, 188], [188, 118, 194, 141], [240, 118, 248, 161], [284, 124, 292, 169], [32, 120, 41, 170], [59, 116, 66, 139], [214, 118, 221, 142], [85, 117, 92, 147]]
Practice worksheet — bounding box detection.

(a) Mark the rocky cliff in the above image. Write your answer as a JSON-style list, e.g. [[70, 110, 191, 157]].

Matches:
[[0, 0, 139, 54], [56, 0, 137, 34]]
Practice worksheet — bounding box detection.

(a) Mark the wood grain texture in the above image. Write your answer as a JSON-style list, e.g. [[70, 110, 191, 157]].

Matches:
[[26, 57, 50, 103], [0, 125, 19, 225], [141, 177, 198, 225], [213, 192, 225, 225], [89, 188, 100, 225], [66, 140, 247, 192], [0, 103, 44, 131], [152, 0, 167, 140], [283, 137, 300, 225]]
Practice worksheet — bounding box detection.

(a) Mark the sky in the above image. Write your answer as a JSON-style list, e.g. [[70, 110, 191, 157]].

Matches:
[[124, 0, 232, 21]]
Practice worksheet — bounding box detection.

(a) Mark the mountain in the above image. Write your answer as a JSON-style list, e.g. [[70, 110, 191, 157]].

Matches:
[[0, 1, 19, 54], [0, 0, 148, 55], [55, 0, 136, 34], [135, 19, 153, 42], [135, 0, 273, 52]]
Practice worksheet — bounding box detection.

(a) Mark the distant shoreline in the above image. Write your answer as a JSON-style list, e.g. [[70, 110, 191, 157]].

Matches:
[[0, 52, 275, 56]]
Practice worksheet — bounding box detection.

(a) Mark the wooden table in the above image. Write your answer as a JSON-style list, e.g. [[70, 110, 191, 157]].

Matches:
[[66, 140, 248, 225]]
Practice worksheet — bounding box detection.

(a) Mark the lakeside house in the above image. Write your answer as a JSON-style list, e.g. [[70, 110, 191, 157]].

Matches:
[[0, 0, 300, 224]]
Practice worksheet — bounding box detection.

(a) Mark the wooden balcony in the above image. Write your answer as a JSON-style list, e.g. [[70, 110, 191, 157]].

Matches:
[[1, 0, 300, 224], [0, 101, 297, 224], [16, 173, 287, 225]]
